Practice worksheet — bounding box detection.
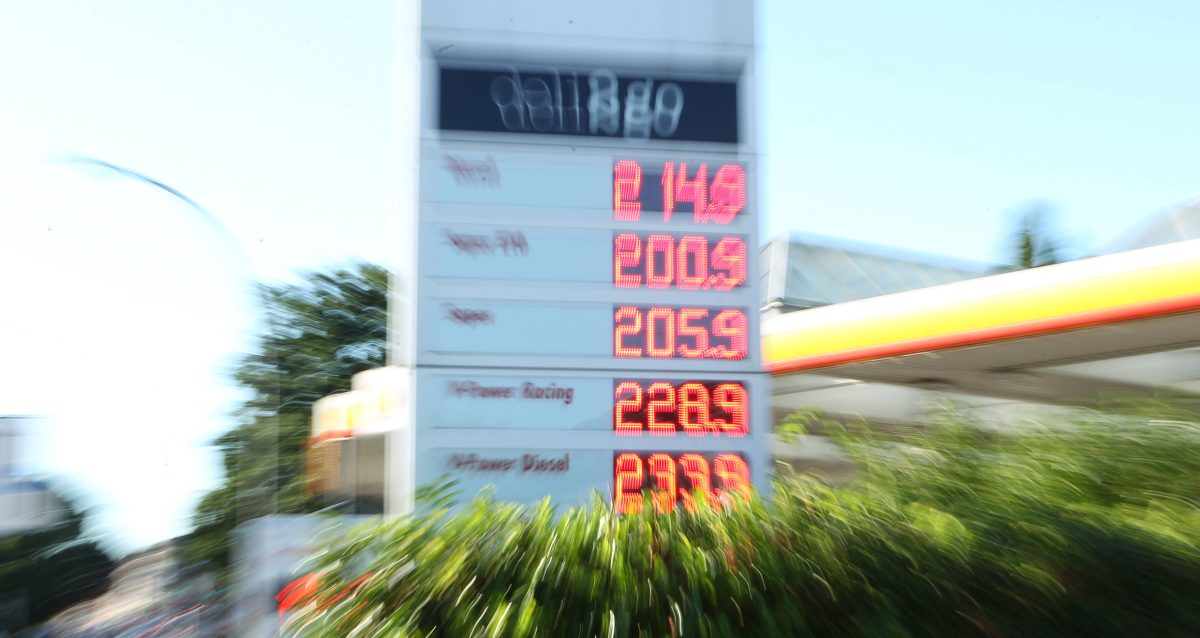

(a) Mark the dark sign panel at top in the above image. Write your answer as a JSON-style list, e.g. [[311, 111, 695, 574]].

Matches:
[[439, 65, 739, 144]]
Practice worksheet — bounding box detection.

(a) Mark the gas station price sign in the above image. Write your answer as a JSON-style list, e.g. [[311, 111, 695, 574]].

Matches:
[[418, 48, 761, 516]]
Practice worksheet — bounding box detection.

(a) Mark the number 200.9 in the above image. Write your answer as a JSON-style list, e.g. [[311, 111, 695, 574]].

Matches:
[[614, 233, 747, 291]]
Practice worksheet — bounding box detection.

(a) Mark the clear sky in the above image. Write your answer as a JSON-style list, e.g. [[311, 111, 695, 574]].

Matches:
[[760, 0, 1199, 261], [1, 0, 1197, 554]]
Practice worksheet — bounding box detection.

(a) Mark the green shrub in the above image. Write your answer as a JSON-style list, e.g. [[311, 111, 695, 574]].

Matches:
[[284, 402, 1200, 637]]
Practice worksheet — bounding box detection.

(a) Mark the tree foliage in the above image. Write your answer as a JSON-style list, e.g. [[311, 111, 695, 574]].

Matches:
[[0, 492, 114, 630], [1011, 202, 1062, 268], [286, 400, 1200, 636], [181, 262, 388, 575]]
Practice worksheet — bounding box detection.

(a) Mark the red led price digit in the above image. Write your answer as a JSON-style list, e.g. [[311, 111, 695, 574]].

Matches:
[[614, 306, 642, 357], [671, 163, 709, 222], [714, 454, 750, 502], [710, 237, 747, 290], [712, 309, 748, 359], [713, 383, 748, 436], [677, 383, 710, 436], [645, 307, 675, 358], [645, 235, 675, 289], [613, 160, 642, 221], [613, 233, 642, 288], [647, 453, 677, 513], [646, 382, 675, 435], [614, 382, 642, 436], [707, 164, 746, 223], [676, 236, 708, 290], [676, 308, 709, 358], [614, 452, 644, 514], [678, 453, 714, 512], [661, 162, 675, 221]]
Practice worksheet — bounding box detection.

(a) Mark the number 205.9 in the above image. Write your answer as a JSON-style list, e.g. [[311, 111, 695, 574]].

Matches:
[[614, 306, 748, 360]]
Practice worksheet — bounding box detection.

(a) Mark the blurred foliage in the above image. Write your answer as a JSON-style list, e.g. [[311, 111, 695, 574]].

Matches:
[[775, 406, 820, 444], [285, 401, 1200, 637], [180, 262, 388, 579], [1010, 202, 1062, 269], [0, 491, 114, 630]]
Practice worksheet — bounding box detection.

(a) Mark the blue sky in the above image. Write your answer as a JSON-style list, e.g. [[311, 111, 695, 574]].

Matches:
[[760, 0, 1200, 259], [0, 0, 1197, 553]]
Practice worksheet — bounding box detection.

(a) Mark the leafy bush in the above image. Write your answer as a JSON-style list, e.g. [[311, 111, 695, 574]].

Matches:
[[284, 401, 1200, 636]]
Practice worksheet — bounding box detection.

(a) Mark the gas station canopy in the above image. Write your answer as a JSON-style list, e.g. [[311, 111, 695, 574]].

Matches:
[[764, 237, 1200, 428]]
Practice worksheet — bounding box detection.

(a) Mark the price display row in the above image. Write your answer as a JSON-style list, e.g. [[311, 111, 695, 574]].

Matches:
[[424, 152, 752, 222], [416, 447, 751, 514], [414, 369, 756, 438], [417, 300, 756, 369], [428, 223, 750, 292]]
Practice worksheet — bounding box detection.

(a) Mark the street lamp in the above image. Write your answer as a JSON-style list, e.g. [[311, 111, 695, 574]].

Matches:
[[59, 156, 282, 521], [57, 155, 253, 275]]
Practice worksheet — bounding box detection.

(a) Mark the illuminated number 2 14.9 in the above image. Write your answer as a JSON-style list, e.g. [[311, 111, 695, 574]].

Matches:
[[614, 161, 746, 223]]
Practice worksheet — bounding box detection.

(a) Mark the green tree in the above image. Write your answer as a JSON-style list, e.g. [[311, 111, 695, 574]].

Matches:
[[1011, 202, 1062, 268], [181, 262, 388, 577], [0, 491, 114, 630]]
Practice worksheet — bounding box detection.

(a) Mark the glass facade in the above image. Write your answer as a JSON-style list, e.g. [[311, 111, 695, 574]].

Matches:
[[761, 233, 1001, 314]]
